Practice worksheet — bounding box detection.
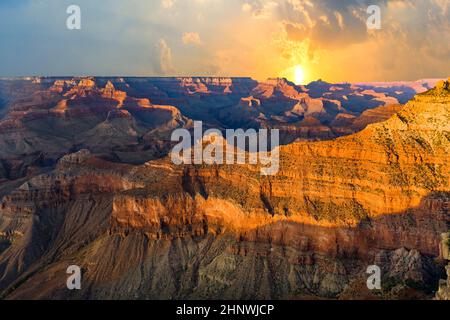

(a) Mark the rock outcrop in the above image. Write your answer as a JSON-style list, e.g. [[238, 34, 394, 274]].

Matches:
[[100, 81, 127, 105], [436, 232, 450, 300]]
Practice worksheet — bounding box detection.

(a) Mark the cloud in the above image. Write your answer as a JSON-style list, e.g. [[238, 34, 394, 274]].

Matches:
[[0, 0, 448, 81], [276, 0, 372, 49], [242, 3, 252, 12], [241, 0, 278, 18], [182, 32, 202, 45], [155, 39, 176, 75], [240, 0, 450, 81], [161, 0, 175, 9]]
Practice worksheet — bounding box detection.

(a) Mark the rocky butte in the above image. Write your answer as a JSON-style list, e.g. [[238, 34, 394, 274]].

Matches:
[[0, 77, 448, 300], [436, 232, 450, 299]]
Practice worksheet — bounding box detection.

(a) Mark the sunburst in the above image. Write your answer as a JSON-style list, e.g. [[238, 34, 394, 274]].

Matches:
[[294, 65, 305, 85]]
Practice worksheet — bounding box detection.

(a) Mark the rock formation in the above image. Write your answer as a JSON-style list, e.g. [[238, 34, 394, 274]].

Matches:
[[0, 79, 448, 299], [0, 77, 448, 300], [436, 232, 450, 300], [100, 81, 127, 105], [239, 96, 261, 108]]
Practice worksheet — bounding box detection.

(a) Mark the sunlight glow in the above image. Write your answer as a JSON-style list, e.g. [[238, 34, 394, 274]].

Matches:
[[294, 65, 305, 85]]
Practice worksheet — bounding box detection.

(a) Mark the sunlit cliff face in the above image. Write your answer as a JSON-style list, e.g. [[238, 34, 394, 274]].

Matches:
[[0, 0, 449, 82]]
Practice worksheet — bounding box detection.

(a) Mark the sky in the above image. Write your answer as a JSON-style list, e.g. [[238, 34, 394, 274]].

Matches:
[[0, 0, 449, 83]]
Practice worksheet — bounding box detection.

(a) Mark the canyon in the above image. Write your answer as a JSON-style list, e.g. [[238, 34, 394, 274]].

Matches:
[[0, 76, 448, 300]]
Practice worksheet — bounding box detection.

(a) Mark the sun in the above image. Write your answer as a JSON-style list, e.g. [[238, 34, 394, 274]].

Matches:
[[294, 65, 305, 85]]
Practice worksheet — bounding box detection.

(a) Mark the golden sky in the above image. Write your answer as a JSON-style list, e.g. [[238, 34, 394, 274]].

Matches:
[[0, 0, 449, 83]]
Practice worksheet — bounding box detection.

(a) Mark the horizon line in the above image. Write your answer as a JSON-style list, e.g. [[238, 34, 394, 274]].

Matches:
[[0, 75, 446, 86]]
